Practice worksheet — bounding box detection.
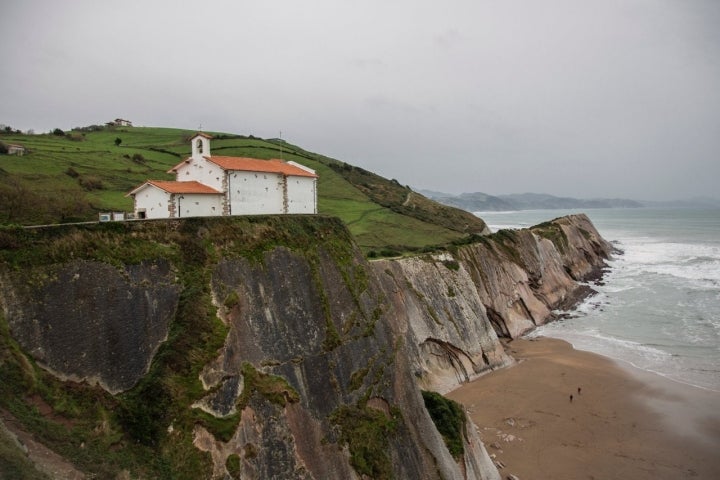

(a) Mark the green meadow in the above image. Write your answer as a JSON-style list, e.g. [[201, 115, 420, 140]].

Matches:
[[0, 125, 486, 252]]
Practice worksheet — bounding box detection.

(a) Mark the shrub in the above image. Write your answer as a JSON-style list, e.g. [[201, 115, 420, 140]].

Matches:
[[117, 381, 172, 446], [226, 454, 241, 478], [330, 404, 399, 479], [442, 260, 460, 271], [421, 390, 465, 457], [238, 362, 299, 408], [78, 175, 104, 191], [223, 291, 239, 309]]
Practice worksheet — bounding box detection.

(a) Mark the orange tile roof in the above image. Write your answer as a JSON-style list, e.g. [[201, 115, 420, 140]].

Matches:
[[206, 156, 318, 177], [128, 180, 222, 196], [167, 156, 317, 177]]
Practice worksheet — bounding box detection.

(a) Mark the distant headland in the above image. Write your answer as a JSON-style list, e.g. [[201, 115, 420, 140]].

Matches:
[[419, 189, 720, 212]]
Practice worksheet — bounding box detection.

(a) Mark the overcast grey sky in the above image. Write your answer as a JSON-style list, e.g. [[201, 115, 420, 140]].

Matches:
[[2, 0, 719, 200]]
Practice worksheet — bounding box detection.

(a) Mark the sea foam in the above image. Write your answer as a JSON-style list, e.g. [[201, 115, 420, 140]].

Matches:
[[489, 207, 720, 392]]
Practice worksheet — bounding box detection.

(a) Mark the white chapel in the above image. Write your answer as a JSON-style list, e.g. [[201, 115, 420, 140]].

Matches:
[[128, 133, 318, 219]]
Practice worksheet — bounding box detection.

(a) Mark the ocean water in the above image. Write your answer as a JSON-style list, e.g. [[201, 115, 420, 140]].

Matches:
[[477, 208, 720, 392]]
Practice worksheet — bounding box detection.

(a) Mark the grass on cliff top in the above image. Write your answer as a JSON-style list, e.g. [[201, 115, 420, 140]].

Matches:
[[531, 219, 569, 253], [0, 126, 487, 252]]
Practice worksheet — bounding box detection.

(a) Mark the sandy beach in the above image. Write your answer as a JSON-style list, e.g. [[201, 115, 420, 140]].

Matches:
[[446, 337, 720, 480]]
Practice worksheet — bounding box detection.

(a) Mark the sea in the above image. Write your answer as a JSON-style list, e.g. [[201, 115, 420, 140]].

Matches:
[[476, 207, 720, 392]]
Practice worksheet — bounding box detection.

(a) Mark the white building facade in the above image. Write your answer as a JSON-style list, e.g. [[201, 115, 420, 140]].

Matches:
[[6, 144, 25, 155], [128, 181, 224, 219], [128, 133, 317, 219]]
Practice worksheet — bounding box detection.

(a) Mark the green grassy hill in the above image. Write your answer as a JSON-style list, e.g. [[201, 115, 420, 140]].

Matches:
[[0, 125, 487, 252]]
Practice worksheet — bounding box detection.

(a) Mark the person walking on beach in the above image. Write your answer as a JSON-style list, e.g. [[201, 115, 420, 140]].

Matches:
[[570, 394, 573, 402]]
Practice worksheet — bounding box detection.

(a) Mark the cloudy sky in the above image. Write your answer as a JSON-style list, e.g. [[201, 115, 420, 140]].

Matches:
[[2, 0, 719, 200]]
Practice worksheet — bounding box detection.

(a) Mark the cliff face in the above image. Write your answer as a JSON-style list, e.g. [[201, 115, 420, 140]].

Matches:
[[457, 214, 613, 339], [1, 259, 179, 393], [0, 213, 610, 479], [372, 254, 512, 394], [367, 214, 612, 393], [193, 246, 472, 480]]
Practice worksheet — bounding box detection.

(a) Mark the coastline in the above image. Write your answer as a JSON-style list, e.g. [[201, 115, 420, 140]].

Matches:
[[446, 337, 720, 480]]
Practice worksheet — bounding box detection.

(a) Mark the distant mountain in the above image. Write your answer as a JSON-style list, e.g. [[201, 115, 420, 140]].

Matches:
[[497, 193, 643, 210], [640, 197, 720, 208], [417, 190, 516, 212], [418, 190, 643, 212]]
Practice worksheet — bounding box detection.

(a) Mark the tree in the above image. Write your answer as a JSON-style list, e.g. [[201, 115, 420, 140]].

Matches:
[[115, 137, 122, 147], [53, 128, 65, 136]]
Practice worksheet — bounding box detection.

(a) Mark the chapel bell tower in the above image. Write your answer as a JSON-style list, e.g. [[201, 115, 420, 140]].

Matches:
[[191, 132, 212, 160]]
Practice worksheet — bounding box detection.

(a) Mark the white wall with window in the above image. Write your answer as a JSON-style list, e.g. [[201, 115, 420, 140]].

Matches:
[[132, 185, 170, 219]]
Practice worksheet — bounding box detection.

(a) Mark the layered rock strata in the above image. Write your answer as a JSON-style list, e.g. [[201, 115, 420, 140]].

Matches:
[[0, 213, 611, 479]]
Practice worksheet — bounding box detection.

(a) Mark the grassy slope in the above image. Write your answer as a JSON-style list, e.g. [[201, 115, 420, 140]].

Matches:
[[0, 126, 487, 251]]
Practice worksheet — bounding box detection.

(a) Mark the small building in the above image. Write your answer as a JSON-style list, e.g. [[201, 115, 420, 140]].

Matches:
[[107, 118, 133, 127], [6, 144, 26, 156], [127, 133, 317, 219]]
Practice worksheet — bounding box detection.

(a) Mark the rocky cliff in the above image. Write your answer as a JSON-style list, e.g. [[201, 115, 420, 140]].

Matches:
[[0, 213, 611, 479], [369, 214, 613, 393]]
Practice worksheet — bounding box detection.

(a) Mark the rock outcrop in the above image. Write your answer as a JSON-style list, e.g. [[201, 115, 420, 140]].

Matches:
[[458, 214, 613, 339], [0, 259, 179, 393], [0, 213, 611, 479], [193, 245, 494, 479], [366, 214, 612, 393], [373, 253, 512, 394]]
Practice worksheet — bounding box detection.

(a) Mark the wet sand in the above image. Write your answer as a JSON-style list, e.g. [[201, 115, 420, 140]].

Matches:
[[446, 337, 720, 480]]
